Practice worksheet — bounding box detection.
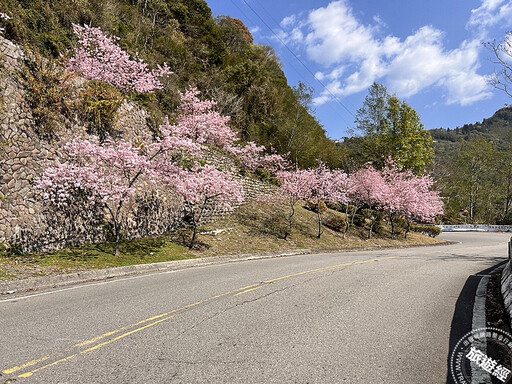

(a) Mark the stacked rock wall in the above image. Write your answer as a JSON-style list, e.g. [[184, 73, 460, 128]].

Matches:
[[0, 36, 275, 253]]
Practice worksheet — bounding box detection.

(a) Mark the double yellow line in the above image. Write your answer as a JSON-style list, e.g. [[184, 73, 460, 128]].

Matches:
[[3, 256, 396, 379]]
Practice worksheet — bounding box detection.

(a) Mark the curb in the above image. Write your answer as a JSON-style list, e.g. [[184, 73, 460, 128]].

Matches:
[[0, 249, 311, 296], [0, 239, 452, 297]]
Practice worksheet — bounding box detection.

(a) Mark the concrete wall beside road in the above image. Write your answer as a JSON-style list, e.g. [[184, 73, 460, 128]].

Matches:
[[439, 225, 512, 232], [500, 238, 512, 323]]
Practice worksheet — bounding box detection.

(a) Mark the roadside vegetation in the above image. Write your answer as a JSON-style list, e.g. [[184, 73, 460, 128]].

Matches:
[[0, 10, 445, 275], [0, 199, 443, 281]]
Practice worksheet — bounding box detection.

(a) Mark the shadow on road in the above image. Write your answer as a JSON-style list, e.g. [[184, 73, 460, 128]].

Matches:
[[445, 260, 508, 384]]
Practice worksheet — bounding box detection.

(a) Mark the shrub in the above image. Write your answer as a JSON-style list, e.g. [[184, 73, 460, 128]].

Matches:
[[361, 209, 375, 219], [324, 213, 345, 232], [18, 51, 75, 136], [254, 167, 279, 185], [305, 200, 327, 213], [352, 214, 366, 227], [394, 217, 408, 234], [374, 212, 386, 234], [325, 201, 342, 212], [346, 205, 357, 215], [77, 81, 123, 140], [411, 225, 442, 237]]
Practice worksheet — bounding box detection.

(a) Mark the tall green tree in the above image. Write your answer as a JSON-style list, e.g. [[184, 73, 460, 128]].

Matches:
[[351, 83, 434, 173], [443, 138, 497, 222]]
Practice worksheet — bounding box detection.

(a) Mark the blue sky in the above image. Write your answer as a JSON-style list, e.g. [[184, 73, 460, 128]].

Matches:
[[206, 0, 512, 139]]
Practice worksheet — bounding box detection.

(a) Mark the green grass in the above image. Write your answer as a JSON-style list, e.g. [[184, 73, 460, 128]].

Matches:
[[189, 199, 444, 257], [0, 200, 444, 281], [0, 236, 195, 281]]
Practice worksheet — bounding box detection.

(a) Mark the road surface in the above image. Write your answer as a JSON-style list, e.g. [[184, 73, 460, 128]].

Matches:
[[0, 232, 509, 383]]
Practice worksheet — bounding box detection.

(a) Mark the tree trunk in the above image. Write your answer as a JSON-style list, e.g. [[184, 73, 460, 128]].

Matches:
[[389, 215, 395, 239], [285, 203, 295, 240], [343, 204, 349, 239], [114, 223, 121, 257], [405, 220, 411, 239], [189, 224, 199, 249], [317, 201, 322, 238], [368, 215, 375, 240]]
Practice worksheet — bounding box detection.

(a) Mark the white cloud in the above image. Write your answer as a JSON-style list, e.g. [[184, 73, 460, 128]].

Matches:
[[314, 71, 325, 81], [280, 15, 297, 29], [468, 0, 512, 37], [280, 0, 493, 107]]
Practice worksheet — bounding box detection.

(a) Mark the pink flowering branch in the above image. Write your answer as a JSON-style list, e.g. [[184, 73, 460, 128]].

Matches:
[[68, 24, 171, 93], [173, 88, 237, 149], [277, 169, 315, 239], [171, 165, 244, 249]]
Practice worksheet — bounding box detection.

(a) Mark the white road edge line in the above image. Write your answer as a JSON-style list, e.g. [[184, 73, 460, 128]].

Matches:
[[0, 269, 183, 303]]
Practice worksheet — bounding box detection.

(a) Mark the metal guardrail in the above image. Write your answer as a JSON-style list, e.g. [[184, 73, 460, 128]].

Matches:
[[438, 225, 512, 232]]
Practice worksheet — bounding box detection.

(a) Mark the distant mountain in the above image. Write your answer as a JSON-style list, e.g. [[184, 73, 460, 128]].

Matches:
[[429, 107, 512, 159]]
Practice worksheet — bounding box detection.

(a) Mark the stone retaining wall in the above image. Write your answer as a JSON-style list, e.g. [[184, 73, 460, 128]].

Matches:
[[0, 36, 275, 253]]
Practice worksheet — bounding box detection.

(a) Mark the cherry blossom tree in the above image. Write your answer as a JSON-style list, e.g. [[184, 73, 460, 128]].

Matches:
[[329, 169, 350, 237], [403, 175, 444, 237], [37, 139, 154, 256], [67, 24, 171, 93], [379, 161, 412, 238], [37, 122, 200, 256], [174, 89, 289, 174], [231, 142, 289, 174], [277, 169, 315, 239], [172, 166, 244, 249], [173, 88, 237, 150], [380, 160, 443, 238], [348, 164, 387, 239], [309, 163, 337, 238]]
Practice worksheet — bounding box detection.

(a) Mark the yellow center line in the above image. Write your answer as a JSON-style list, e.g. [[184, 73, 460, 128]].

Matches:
[[18, 316, 176, 378], [234, 285, 266, 296], [5, 256, 397, 379], [2, 354, 55, 375], [2, 283, 260, 377]]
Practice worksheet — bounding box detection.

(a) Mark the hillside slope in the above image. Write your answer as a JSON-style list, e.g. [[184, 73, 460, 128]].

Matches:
[[430, 107, 512, 159], [0, 0, 345, 168]]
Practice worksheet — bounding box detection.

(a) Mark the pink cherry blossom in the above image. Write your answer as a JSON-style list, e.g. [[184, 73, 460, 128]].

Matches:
[[173, 165, 244, 249], [277, 168, 315, 239], [173, 88, 237, 150], [67, 24, 171, 93]]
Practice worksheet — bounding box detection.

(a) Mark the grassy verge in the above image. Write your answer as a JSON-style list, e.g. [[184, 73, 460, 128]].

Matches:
[[0, 200, 444, 281], [190, 199, 443, 257], [0, 236, 195, 281]]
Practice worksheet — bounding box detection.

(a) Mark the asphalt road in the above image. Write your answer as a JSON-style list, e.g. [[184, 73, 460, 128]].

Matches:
[[0, 232, 510, 383]]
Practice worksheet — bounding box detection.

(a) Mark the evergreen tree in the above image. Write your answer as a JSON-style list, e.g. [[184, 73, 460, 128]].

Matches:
[[351, 83, 434, 173]]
